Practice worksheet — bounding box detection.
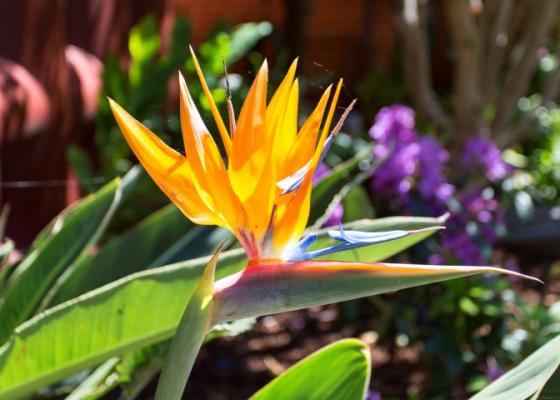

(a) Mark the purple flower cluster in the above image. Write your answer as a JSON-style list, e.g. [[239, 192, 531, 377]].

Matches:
[[417, 137, 455, 203], [369, 106, 454, 204], [369, 105, 420, 200], [369, 105, 511, 266], [430, 189, 505, 265], [462, 137, 511, 182]]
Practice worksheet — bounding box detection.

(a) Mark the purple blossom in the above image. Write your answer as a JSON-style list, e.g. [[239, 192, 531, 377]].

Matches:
[[442, 230, 485, 265], [485, 359, 503, 382], [462, 137, 511, 182], [428, 253, 446, 265], [365, 389, 382, 400], [369, 105, 417, 145], [313, 163, 332, 184], [460, 190, 498, 224], [370, 142, 419, 199], [417, 136, 454, 202], [323, 203, 344, 227], [369, 106, 456, 204], [367, 105, 506, 266], [370, 105, 418, 166]]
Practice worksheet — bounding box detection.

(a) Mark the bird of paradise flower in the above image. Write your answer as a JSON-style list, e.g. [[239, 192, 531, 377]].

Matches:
[[109, 48, 536, 323]]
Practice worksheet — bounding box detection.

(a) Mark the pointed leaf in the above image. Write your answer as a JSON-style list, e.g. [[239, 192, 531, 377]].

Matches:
[[0, 172, 137, 345], [213, 261, 537, 324], [251, 339, 371, 400], [0, 250, 245, 400], [470, 334, 560, 400], [0, 217, 462, 399], [46, 162, 231, 306], [65, 358, 119, 400], [309, 148, 371, 223], [154, 246, 219, 400]]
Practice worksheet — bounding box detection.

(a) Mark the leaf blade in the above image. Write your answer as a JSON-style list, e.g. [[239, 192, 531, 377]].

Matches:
[[0, 176, 127, 344], [213, 261, 536, 324], [154, 245, 219, 400], [251, 339, 371, 400], [470, 334, 560, 400], [0, 216, 452, 399]]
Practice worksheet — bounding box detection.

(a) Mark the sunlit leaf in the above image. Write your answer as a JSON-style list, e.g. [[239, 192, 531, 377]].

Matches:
[[470, 334, 560, 400], [154, 246, 219, 400], [0, 171, 137, 345], [0, 217, 449, 399], [251, 339, 371, 400]]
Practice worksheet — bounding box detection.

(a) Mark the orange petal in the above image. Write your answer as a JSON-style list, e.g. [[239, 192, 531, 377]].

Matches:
[[272, 79, 299, 174], [189, 46, 232, 158], [178, 73, 245, 230], [108, 98, 219, 225], [266, 58, 298, 147], [267, 58, 298, 123], [229, 61, 275, 238], [272, 80, 343, 250], [284, 85, 332, 178], [314, 79, 343, 162]]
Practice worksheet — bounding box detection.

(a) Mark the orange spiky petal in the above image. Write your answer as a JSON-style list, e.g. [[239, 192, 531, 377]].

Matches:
[[108, 99, 219, 226], [188, 46, 232, 158], [178, 73, 245, 230]]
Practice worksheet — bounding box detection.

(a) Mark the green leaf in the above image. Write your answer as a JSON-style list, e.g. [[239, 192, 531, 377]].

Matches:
[[470, 334, 560, 400], [0, 217, 445, 399], [251, 339, 371, 400], [154, 245, 220, 400], [226, 22, 273, 64], [128, 15, 160, 67], [167, 15, 191, 67], [0, 250, 245, 400], [343, 186, 375, 222], [117, 317, 255, 400], [0, 241, 13, 265], [0, 175, 130, 345], [310, 148, 370, 224], [66, 358, 119, 400], [213, 261, 533, 325], [47, 205, 193, 307]]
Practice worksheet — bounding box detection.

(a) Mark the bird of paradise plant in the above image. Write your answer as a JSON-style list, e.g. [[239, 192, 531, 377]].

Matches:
[[109, 48, 536, 399]]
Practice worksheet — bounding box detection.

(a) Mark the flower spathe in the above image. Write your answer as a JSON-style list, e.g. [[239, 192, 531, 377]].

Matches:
[[109, 49, 538, 288]]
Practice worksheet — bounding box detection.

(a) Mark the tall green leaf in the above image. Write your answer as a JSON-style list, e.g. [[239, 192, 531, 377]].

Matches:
[[251, 339, 371, 400], [310, 148, 371, 224], [470, 334, 560, 400], [154, 245, 220, 400], [47, 205, 192, 306], [0, 217, 444, 399], [0, 174, 133, 345]]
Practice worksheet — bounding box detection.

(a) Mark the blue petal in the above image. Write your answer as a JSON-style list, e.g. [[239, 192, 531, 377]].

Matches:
[[288, 225, 440, 261], [283, 232, 318, 261], [276, 135, 336, 194], [328, 226, 409, 242]]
